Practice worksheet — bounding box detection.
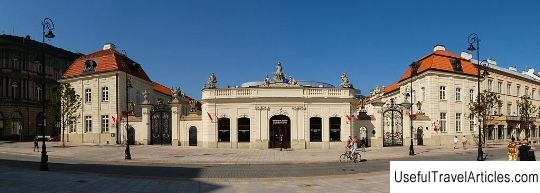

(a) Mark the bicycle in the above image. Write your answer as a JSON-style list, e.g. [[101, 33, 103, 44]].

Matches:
[[339, 150, 361, 163]]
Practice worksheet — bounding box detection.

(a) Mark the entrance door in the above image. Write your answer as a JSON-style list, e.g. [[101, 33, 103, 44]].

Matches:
[[269, 115, 291, 148], [189, 126, 197, 146], [416, 127, 423, 146]]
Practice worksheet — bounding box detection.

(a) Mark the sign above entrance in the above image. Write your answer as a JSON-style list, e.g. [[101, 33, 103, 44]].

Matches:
[[272, 119, 288, 125]]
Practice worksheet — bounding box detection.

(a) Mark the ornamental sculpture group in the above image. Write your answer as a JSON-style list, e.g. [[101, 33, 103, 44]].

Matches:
[[205, 62, 353, 89]]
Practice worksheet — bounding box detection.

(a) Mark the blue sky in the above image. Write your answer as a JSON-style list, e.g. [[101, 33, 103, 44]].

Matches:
[[2, 0, 539, 99]]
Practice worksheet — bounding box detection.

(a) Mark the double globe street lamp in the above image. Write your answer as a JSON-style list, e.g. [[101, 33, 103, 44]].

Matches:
[[467, 33, 490, 161]]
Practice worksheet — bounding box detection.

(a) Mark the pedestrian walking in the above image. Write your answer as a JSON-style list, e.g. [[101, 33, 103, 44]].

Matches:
[[461, 135, 468, 150], [508, 138, 517, 161], [453, 136, 458, 150], [518, 139, 531, 161], [33, 137, 39, 152]]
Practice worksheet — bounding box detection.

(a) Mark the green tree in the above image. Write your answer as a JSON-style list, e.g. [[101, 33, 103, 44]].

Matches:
[[469, 90, 503, 145], [517, 95, 539, 139], [52, 83, 81, 147]]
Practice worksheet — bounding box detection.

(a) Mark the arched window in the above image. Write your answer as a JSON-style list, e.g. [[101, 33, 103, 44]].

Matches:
[[329, 117, 341, 141], [218, 118, 230, 142], [238, 117, 250, 142], [310, 117, 322, 142]]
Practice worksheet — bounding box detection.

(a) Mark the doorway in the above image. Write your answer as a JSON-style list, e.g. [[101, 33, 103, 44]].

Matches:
[[189, 126, 197, 146], [269, 115, 291, 149]]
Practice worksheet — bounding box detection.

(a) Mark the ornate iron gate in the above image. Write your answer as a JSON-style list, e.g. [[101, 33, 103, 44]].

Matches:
[[150, 100, 171, 145], [383, 99, 403, 147]]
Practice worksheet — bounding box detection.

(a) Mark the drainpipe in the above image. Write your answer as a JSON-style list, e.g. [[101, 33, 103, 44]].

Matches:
[[115, 73, 119, 144]]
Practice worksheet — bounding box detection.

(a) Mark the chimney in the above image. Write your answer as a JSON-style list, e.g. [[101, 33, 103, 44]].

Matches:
[[433, 44, 446, 52], [487, 58, 497, 66], [103, 43, 116, 50], [509, 66, 517, 72], [461, 51, 472, 60]]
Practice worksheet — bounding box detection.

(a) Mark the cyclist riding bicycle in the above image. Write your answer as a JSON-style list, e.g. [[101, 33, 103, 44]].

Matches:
[[350, 136, 359, 162]]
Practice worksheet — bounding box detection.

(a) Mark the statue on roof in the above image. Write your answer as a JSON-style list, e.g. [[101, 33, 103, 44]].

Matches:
[[262, 75, 270, 87], [171, 86, 182, 103], [340, 73, 352, 88], [206, 73, 217, 89], [289, 76, 298, 86], [274, 62, 285, 82]]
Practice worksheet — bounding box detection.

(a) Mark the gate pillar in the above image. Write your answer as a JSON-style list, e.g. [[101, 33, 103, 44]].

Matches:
[[141, 102, 152, 145], [170, 100, 182, 146]]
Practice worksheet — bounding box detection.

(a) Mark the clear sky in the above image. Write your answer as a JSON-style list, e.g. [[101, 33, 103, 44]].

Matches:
[[2, 0, 539, 99]]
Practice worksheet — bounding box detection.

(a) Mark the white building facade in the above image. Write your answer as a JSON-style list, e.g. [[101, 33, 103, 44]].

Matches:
[[175, 64, 359, 149]]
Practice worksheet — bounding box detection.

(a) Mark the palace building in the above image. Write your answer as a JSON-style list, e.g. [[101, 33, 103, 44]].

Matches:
[[182, 64, 360, 149]]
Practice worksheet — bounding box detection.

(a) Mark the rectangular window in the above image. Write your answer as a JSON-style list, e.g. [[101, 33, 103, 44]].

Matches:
[[507, 83, 511, 95], [455, 88, 461, 101], [68, 121, 76, 133], [516, 102, 520, 116], [517, 85, 521, 96], [85, 88, 92, 103], [532, 89, 536, 99], [507, 104, 512, 116], [101, 115, 109, 133], [36, 86, 42, 101], [469, 114, 475, 132], [488, 80, 493, 92], [329, 117, 341, 142], [469, 89, 474, 103], [84, 116, 92, 133], [439, 86, 446, 100], [497, 82, 502, 93], [440, 113, 447, 133], [421, 87, 426, 101], [101, 87, 109, 102], [525, 87, 529, 97], [456, 113, 462, 132]]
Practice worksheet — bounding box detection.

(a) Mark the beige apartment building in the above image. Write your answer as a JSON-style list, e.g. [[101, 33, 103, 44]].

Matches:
[[60, 43, 179, 145], [364, 45, 540, 147]]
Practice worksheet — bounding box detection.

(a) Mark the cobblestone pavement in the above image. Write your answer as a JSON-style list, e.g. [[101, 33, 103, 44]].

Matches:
[[0, 141, 513, 165], [0, 165, 388, 193], [0, 141, 524, 193]]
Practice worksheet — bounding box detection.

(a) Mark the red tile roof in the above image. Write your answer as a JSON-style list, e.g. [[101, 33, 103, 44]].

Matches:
[[384, 83, 400, 94], [62, 49, 151, 81], [153, 83, 198, 104], [153, 82, 172, 96], [398, 50, 478, 82]]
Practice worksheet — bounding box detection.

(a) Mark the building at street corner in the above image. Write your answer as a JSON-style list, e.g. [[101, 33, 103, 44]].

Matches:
[[362, 45, 540, 148], [60, 43, 195, 145], [0, 34, 80, 141], [174, 63, 360, 149]]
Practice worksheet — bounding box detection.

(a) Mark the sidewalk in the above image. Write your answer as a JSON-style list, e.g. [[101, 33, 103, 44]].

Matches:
[[0, 141, 506, 165]]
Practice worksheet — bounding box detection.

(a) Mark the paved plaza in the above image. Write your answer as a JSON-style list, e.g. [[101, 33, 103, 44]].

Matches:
[[0, 141, 520, 193], [0, 141, 505, 165]]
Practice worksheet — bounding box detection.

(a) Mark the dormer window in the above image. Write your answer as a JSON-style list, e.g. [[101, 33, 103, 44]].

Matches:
[[450, 59, 463, 72], [84, 60, 97, 73]]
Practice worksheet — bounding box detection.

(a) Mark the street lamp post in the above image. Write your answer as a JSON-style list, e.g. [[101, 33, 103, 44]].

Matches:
[[467, 33, 488, 161], [125, 76, 132, 160], [409, 62, 418, 156], [40, 18, 55, 171]]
